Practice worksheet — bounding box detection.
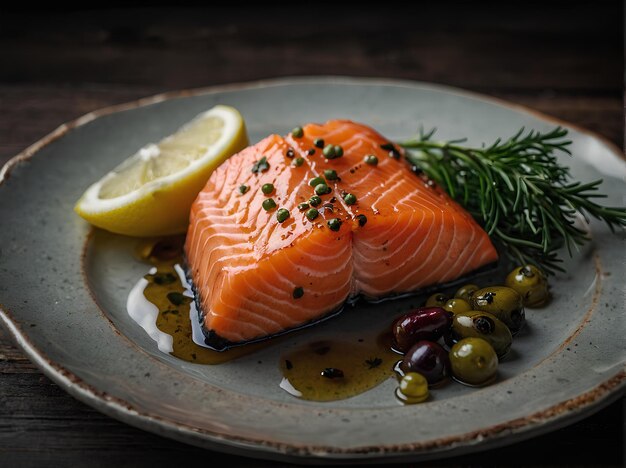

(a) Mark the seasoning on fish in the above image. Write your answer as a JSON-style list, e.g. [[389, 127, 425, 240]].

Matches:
[[324, 169, 339, 180], [309, 176, 325, 187], [305, 208, 319, 221], [185, 120, 498, 349], [343, 193, 357, 205], [364, 154, 378, 166], [276, 208, 290, 223], [309, 195, 322, 207], [262, 198, 276, 211]]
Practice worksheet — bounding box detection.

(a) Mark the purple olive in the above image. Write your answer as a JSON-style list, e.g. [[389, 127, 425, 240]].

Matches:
[[392, 307, 453, 353], [400, 340, 450, 385]]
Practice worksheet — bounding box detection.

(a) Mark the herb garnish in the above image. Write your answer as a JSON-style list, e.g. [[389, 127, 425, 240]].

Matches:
[[365, 357, 383, 369], [251, 156, 270, 173], [399, 127, 626, 274], [167, 292, 191, 306], [145, 272, 177, 285]]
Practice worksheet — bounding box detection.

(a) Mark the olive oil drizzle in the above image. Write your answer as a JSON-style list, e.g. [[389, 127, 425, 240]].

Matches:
[[130, 237, 411, 402], [279, 332, 400, 402], [129, 237, 266, 364]]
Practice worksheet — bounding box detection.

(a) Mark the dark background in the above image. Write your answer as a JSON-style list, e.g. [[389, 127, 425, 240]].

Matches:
[[0, 2, 624, 466]]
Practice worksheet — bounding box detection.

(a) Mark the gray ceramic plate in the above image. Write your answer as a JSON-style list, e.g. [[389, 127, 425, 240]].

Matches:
[[1, 77, 624, 463]]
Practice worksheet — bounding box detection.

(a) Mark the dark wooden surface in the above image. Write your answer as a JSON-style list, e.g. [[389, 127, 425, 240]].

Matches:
[[0, 3, 624, 466]]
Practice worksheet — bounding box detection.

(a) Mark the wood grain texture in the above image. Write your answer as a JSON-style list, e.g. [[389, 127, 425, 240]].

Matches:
[[0, 2, 623, 466], [0, 4, 621, 92]]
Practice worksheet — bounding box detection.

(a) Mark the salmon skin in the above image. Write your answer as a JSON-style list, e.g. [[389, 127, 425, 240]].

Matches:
[[185, 120, 498, 350]]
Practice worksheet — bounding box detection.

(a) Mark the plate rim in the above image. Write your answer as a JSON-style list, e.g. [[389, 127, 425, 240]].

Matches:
[[1, 76, 625, 462]]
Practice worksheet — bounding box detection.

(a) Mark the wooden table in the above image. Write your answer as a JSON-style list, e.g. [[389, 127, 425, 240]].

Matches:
[[1, 4, 623, 466]]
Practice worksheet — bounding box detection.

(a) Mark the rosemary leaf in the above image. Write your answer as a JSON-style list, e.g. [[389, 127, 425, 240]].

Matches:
[[399, 127, 626, 275]]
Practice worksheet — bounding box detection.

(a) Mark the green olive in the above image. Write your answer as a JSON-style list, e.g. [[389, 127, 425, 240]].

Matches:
[[447, 310, 512, 358], [425, 292, 448, 308], [470, 286, 525, 334], [505, 264, 550, 307], [450, 337, 498, 386], [444, 298, 472, 314], [396, 372, 429, 404], [454, 284, 480, 302]]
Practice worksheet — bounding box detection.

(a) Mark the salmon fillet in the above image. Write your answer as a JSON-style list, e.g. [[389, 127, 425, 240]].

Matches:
[[185, 120, 498, 349]]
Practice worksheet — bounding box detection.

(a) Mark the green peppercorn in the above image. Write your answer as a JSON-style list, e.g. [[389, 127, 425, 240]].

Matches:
[[309, 195, 322, 207], [238, 184, 249, 194], [333, 145, 344, 157], [315, 183, 332, 195], [356, 214, 367, 226], [313, 138, 325, 148], [261, 183, 274, 195], [298, 202, 310, 211], [323, 144, 336, 158], [305, 208, 319, 220], [291, 126, 303, 138], [293, 286, 304, 299], [251, 156, 269, 173], [262, 198, 276, 211], [328, 218, 342, 231], [324, 169, 338, 180], [276, 208, 290, 223], [343, 193, 357, 205], [292, 157, 304, 167], [364, 154, 378, 166], [309, 176, 325, 187]]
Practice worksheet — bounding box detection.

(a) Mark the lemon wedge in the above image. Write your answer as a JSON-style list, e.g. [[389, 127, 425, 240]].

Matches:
[[75, 105, 248, 237]]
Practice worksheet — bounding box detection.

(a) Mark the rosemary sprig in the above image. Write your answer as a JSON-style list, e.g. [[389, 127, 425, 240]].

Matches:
[[399, 127, 626, 274]]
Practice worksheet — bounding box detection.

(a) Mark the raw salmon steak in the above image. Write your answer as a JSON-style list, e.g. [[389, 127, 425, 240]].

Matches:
[[185, 120, 498, 349]]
